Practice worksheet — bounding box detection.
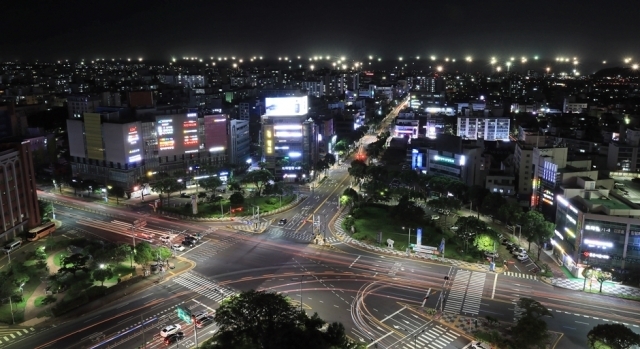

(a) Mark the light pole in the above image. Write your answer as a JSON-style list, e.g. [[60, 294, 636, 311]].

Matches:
[[51, 203, 55, 219], [402, 226, 412, 255], [300, 275, 303, 312]]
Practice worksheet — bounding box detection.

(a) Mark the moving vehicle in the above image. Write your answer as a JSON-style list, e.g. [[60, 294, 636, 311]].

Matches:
[[160, 324, 181, 337], [196, 315, 215, 328], [160, 236, 171, 244], [27, 222, 56, 241], [278, 219, 288, 225], [163, 331, 184, 345], [171, 244, 185, 251], [3, 241, 22, 254]]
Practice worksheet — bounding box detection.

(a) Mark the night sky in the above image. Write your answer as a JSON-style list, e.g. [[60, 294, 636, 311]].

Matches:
[[5, 0, 640, 62]]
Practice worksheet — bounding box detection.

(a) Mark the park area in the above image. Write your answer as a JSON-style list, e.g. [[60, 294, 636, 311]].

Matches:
[[342, 203, 503, 264]]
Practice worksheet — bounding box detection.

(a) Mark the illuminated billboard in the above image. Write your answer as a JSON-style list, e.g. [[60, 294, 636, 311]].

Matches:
[[183, 119, 199, 153], [264, 96, 308, 116], [157, 118, 175, 151]]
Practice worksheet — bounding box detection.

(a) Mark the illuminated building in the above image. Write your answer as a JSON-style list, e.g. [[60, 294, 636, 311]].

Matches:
[[0, 141, 41, 241], [555, 180, 640, 277], [261, 96, 318, 180]]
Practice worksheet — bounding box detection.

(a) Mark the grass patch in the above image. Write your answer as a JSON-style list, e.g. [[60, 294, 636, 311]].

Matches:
[[34, 296, 48, 308], [105, 263, 135, 284], [53, 251, 67, 267], [0, 278, 39, 324], [348, 205, 442, 252]]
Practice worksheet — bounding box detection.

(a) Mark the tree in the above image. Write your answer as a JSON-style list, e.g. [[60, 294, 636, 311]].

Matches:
[[257, 162, 267, 170], [348, 160, 368, 186], [199, 176, 223, 197], [593, 269, 612, 293], [342, 188, 359, 203], [38, 200, 53, 222], [112, 244, 131, 264], [227, 179, 242, 192], [498, 200, 522, 224], [334, 140, 348, 155], [468, 185, 489, 218], [211, 290, 363, 349], [315, 160, 329, 175], [133, 242, 154, 267], [149, 177, 183, 204], [108, 185, 126, 204], [324, 153, 336, 166], [58, 253, 90, 276], [519, 210, 555, 255], [156, 246, 173, 261], [587, 324, 640, 349], [229, 192, 245, 206], [481, 192, 506, 217], [511, 298, 553, 348], [242, 169, 273, 197], [92, 267, 114, 286]]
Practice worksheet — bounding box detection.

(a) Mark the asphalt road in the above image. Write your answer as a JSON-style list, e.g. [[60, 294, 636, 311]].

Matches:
[[10, 114, 640, 348]]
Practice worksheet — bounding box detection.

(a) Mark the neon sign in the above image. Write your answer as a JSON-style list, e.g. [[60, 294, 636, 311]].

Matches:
[[434, 155, 455, 164]]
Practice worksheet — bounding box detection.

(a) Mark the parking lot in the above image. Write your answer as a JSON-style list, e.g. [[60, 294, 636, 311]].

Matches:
[[610, 177, 640, 204]]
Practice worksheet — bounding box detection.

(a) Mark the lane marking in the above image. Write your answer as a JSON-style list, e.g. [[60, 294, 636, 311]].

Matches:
[[491, 273, 498, 299], [381, 306, 406, 322]]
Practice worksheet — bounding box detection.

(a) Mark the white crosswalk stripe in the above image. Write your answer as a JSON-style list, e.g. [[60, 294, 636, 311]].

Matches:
[[444, 269, 486, 316], [172, 272, 236, 303], [503, 271, 537, 280], [267, 228, 338, 243]]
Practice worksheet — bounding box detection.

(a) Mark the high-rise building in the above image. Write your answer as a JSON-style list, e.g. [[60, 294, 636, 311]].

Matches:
[[229, 119, 250, 165], [457, 116, 510, 141], [67, 95, 102, 119], [261, 96, 318, 180], [0, 141, 40, 241]]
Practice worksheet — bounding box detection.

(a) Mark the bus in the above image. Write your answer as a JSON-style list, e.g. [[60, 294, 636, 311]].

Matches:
[[27, 222, 56, 241]]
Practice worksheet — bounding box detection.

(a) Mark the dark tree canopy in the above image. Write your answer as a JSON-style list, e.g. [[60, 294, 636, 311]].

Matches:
[[588, 324, 640, 349], [209, 290, 363, 349]]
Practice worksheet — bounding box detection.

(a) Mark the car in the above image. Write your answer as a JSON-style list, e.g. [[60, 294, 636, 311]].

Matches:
[[450, 226, 459, 231], [185, 234, 201, 241], [516, 254, 529, 261], [431, 215, 440, 220], [501, 238, 510, 245], [182, 240, 195, 248], [196, 315, 215, 328], [160, 324, 181, 338], [506, 243, 518, 250], [484, 251, 499, 258], [278, 219, 288, 225], [512, 247, 526, 255], [191, 310, 207, 321], [160, 236, 171, 244], [45, 284, 68, 295], [171, 244, 185, 251], [163, 331, 185, 345], [180, 193, 190, 198], [183, 236, 198, 243]]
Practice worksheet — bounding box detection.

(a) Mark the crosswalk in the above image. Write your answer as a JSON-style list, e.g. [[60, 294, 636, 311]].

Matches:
[[180, 234, 248, 262], [0, 327, 35, 344], [503, 271, 537, 280], [172, 272, 236, 303], [444, 269, 486, 316], [266, 228, 339, 243], [405, 324, 460, 349]]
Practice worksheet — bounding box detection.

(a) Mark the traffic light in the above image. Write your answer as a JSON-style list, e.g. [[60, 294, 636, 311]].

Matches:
[[176, 306, 192, 324]]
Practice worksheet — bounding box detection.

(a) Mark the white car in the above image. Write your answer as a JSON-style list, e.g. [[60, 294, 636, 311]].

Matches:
[[160, 236, 171, 244], [513, 251, 528, 258], [171, 244, 185, 252], [516, 254, 529, 261], [431, 215, 440, 220], [450, 226, 459, 231], [160, 324, 182, 337], [484, 251, 499, 258]]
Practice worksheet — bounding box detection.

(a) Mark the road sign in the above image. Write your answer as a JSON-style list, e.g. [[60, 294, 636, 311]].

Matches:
[[176, 306, 192, 324]]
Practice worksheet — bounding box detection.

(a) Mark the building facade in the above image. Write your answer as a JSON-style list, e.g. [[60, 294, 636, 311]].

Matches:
[[457, 117, 510, 141]]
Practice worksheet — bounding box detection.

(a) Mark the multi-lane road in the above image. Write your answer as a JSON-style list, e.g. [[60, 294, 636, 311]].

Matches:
[[5, 105, 640, 348]]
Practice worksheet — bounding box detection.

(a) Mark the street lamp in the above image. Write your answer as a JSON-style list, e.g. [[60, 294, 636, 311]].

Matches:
[[402, 226, 412, 255]]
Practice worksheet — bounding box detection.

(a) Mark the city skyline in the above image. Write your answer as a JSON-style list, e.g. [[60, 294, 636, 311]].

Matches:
[[5, 0, 640, 62]]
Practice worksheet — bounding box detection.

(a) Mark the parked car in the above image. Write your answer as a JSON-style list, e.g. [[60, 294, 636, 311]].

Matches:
[[484, 251, 499, 258], [512, 247, 526, 255], [450, 226, 459, 231], [45, 284, 68, 295], [171, 244, 185, 251], [431, 215, 440, 220], [183, 236, 198, 243], [164, 332, 185, 345], [516, 254, 529, 261], [182, 240, 195, 248], [180, 193, 190, 198], [160, 324, 181, 338], [506, 243, 519, 251], [278, 219, 288, 225], [501, 238, 510, 245], [185, 234, 201, 241]]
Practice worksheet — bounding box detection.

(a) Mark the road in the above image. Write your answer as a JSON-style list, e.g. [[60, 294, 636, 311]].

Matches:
[[8, 100, 640, 348]]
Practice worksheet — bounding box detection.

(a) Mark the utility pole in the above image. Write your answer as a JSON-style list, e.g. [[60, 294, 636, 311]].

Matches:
[[300, 275, 303, 312]]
